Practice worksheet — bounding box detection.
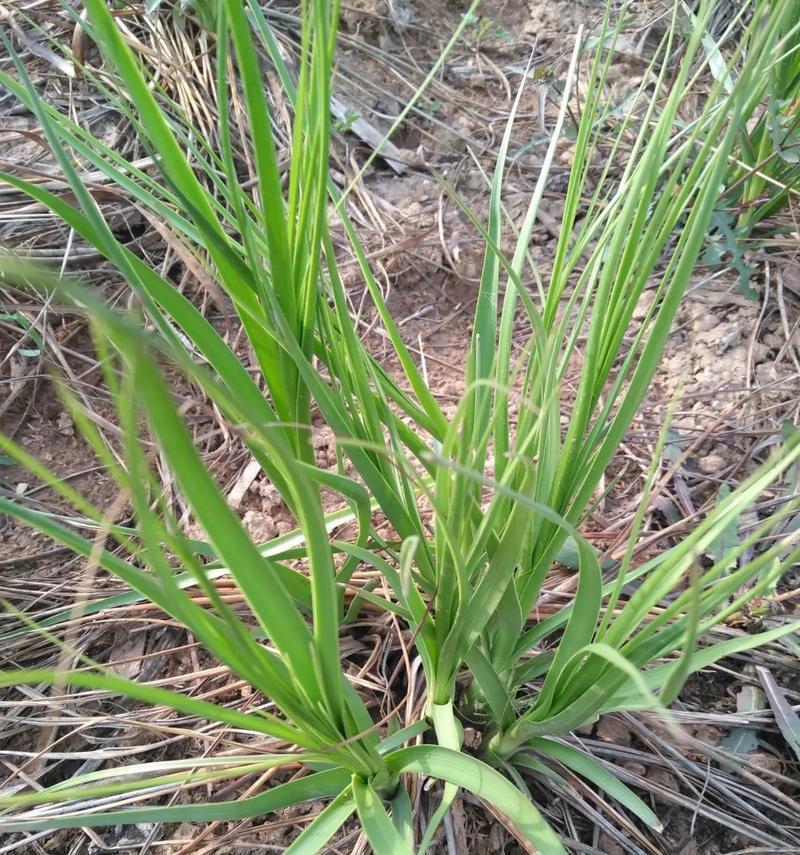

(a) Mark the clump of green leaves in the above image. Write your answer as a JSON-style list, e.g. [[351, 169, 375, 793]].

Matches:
[[702, 0, 799, 292], [730, 0, 799, 233], [1, 1, 798, 851]]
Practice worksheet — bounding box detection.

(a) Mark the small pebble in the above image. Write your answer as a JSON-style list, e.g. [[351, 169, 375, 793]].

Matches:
[[698, 454, 726, 475], [242, 510, 278, 542]]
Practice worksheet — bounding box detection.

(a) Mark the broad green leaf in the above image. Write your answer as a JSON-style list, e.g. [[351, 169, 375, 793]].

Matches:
[[352, 777, 412, 855], [386, 746, 565, 855]]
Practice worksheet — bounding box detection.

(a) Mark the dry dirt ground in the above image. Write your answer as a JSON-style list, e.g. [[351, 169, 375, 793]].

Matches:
[[1, 0, 800, 853]]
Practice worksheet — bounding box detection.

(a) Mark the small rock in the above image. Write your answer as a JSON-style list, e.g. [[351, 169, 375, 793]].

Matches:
[[173, 823, 196, 841], [751, 342, 770, 364], [716, 322, 741, 354], [632, 296, 651, 322], [258, 480, 282, 508], [649, 767, 679, 804], [748, 751, 783, 778], [596, 716, 632, 746], [756, 361, 791, 390], [242, 510, 277, 543], [56, 411, 74, 436], [455, 249, 482, 281], [712, 443, 729, 460], [273, 514, 295, 536], [622, 761, 647, 777], [456, 114, 476, 135], [692, 724, 724, 747], [698, 453, 726, 475], [598, 833, 626, 855], [463, 169, 485, 192], [558, 142, 577, 166], [463, 727, 481, 750], [693, 313, 719, 332], [388, 0, 415, 31], [114, 823, 156, 848]]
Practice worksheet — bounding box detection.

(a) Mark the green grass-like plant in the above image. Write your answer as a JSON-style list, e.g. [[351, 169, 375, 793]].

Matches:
[[1, 0, 799, 851], [731, 0, 799, 233], [702, 0, 799, 288]]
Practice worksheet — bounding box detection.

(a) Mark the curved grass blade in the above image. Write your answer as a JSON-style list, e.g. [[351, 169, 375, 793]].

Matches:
[[285, 787, 355, 854], [526, 738, 661, 830], [0, 768, 348, 832], [386, 746, 565, 855]]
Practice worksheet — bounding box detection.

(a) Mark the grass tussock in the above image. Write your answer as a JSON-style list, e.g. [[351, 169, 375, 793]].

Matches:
[[1, 0, 799, 851]]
